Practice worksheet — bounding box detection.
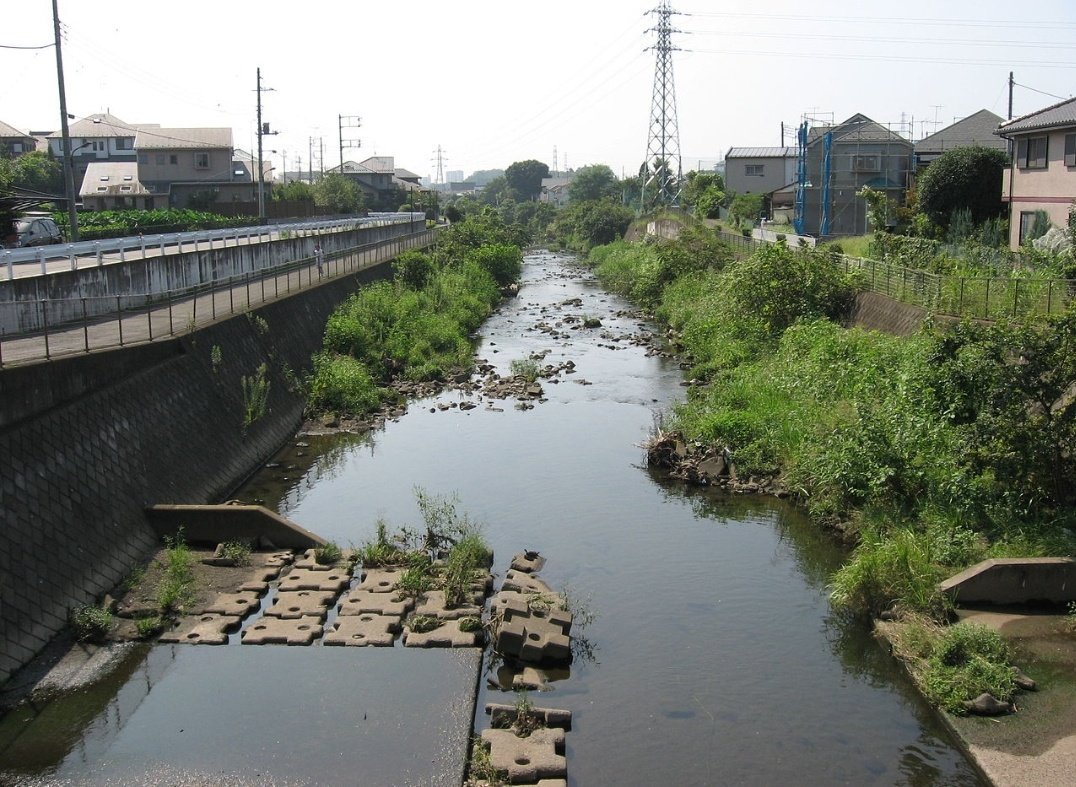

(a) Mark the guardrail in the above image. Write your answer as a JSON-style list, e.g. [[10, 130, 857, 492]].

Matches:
[[0, 227, 438, 368], [2, 212, 425, 280], [716, 230, 1075, 320]]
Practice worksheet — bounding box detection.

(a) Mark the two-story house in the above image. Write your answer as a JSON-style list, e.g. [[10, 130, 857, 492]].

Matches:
[[913, 109, 1006, 173], [330, 156, 428, 210], [46, 113, 153, 192], [724, 147, 797, 199], [0, 120, 37, 157], [995, 96, 1076, 249], [794, 113, 913, 237]]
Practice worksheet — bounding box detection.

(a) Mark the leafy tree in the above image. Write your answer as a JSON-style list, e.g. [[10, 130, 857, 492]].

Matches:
[[273, 180, 315, 202], [467, 169, 504, 187], [550, 198, 633, 249], [313, 174, 364, 214], [479, 176, 510, 206], [568, 164, 619, 203], [504, 159, 550, 201], [916, 146, 1009, 230], [682, 171, 727, 219], [0, 151, 63, 196], [467, 243, 523, 286], [728, 193, 764, 229]]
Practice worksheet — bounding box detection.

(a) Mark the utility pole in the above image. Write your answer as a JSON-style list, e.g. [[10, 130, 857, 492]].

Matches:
[[255, 68, 277, 223], [1008, 71, 1014, 120], [52, 0, 78, 241], [338, 115, 361, 172], [308, 137, 313, 183]]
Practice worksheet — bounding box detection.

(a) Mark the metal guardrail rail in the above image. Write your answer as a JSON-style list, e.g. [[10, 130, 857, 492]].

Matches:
[[0, 227, 438, 368], [716, 230, 1074, 320], [2, 212, 425, 280]]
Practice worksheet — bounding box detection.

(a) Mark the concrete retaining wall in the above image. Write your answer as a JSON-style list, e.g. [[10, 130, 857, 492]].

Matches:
[[0, 220, 416, 334], [939, 558, 1076, 605], [0, 261, 393, 686], [848, 290, 928, 337]]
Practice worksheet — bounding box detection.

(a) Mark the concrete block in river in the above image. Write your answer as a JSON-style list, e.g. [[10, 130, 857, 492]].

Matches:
[[323, 613, 400, 647], [510, 551, 547, 573], [480, 727, 566, 783], [486, 702, 572, 730], [415, 590, 483, 620], [337, 589, 414, 617], [159, 614, 242, 645], [358, 567, 405, 593], [403, 619, 482, 648], [277, 567, 350, 593], [491, 593, 572, 665], [264, 590, 336, 620], [241, 615, 323, 645], [501, 569, 553, 595], [201, 591, 262, 618]]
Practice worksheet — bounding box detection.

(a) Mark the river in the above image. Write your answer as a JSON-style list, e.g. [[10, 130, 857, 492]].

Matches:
[[0, 250, 982, 785]]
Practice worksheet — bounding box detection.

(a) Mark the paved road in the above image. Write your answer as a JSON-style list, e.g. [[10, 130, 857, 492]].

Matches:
[[0, 231, 430, 368]]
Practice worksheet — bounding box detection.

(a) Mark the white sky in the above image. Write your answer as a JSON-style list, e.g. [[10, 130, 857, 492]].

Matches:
[[3, 1, 1075, 182]]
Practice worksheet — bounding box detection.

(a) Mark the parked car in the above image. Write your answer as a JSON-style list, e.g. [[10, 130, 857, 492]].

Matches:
[[2, 216, 64, 248]]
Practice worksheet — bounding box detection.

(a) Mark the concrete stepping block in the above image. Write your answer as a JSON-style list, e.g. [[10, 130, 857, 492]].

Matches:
[[486, 703, 572, 730], [201, 591, 263, 618], [257, 551, 295, 569], [415, 590, 482, 620], [337, 589, 414, 617], [323, 613, 401, 647], [293, 548, 352, 570], [403, 619, 482, 648], [358, 567, 406, 592], [512, 666, 552, 692], [277, 567, 350, 593], [491, 593, 572, 665], [510, 551, 546, 573], [241, 615, 323, 645], [264, 590, 336, 620], [159, 614, 242, 645], [480, 727, 566, 783], [501, 569, 553, 595]]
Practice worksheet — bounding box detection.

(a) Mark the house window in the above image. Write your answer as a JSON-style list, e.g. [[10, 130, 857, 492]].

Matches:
[[92, 140, 105, 152], [1065, 133, 1076, 167], [745, 164, 764, 177], [169, 154, 178, 165], [194, 152, 210, 169], [853, 154, 880, 172], [156, 154, 165, 165], [117, 137, 133, 150], [1017, 136, 1048, 169], [1018, 211, 1040, 244]]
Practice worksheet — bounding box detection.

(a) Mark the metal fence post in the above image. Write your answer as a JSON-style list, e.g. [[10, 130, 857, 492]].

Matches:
[[168, 290, 174, 334], [82, 297, 89, 352], [5, 251, 12, 281], [984, 278, 991, 318], [148, 302, 153, 341], [117, 295, 123, 345], [95, 242, 103, 266], [1047, 280, 1053, 314], [41, 300, 50, 359], [38, 247, 47, 276], [1013, 279, 1019, 317]]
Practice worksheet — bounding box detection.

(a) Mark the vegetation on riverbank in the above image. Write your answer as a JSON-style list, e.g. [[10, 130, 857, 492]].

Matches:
[[307, 214, 523, 416], [588, 232, 1076, 624]]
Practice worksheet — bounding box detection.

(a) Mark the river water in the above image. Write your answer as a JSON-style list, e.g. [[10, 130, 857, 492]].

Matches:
[[0, 251, 982, 785]]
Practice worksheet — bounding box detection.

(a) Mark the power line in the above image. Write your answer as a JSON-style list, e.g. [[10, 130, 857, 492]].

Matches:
[[690, 29, 1076, 50], [1013, 81, 1067, 100], [0, 42, 54, 50], [684, 10, 1076, 30], [691, 47, 1076, 69]]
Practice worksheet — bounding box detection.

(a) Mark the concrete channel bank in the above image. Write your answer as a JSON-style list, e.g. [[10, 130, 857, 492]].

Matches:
[[0, 244, 409, 685]]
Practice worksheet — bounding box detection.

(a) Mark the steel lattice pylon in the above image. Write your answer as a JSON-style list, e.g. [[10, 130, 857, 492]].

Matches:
[[641, 0, 683, 211]]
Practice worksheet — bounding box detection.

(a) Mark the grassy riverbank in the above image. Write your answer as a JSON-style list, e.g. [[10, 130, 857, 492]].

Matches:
[[589, 232, 1076, 621], [307, 215, 523, 415]]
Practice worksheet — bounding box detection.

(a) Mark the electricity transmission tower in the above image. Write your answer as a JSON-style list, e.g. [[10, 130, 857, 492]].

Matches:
[[432, 145, 447, 184], [641, 0, 683, 211]]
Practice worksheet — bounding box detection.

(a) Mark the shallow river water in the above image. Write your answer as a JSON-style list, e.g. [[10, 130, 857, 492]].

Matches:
[[0, 251, 983, 785]]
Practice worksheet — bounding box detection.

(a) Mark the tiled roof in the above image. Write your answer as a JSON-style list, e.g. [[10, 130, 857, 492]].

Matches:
[[135, 127, 232, 150], [726, 147, 796, 158], [997, 96, 1076, 136], [49, 113, 138, 138], [808, 113, 910, 146], [0, 119, 32, 139], [916, 109, 1006, 153]]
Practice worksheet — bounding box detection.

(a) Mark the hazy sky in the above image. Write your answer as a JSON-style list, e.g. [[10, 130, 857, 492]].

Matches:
[[3, 1, 1074, 182]]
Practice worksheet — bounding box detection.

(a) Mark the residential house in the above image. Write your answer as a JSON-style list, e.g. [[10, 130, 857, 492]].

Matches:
[[135, 127, 250, 208], [995, 96, 1076, 249], [0, 120, 37, 157], [79, 161, 164, 211], [46, 113, 153, 191], [913, 109, 1006, 172], [330, 156, 429, 210], [724, 147, 797, 200], [794, 113, 913, 237], [540, 175, 573, 206]]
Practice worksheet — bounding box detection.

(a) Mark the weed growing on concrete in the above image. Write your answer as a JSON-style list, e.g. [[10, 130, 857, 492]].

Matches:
[[511, 690, 542, 738], [218, 540, 252, 566], [355, 519, 406, 567], [210, 344, 222, 373], [314, 541, 343, 565], [396, 557, 434, 599], [120, 565, 145, 592], [458, 616, 482, 633], [465, 736, 506, 787], [442, 532, 492, 608], [246, 313, 270, 337], [406, 614, 440, 634], [241, 363, 271, 427], [70, 605, 112, 642], [509, 358, 540, 383], [135, 616, 165, 639], [156, 529, 195, 615]]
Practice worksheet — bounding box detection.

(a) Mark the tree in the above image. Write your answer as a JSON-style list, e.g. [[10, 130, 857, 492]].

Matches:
[[479, 176, 510, 206], [504, 159, 550, 201], [0, 151, 63, 196], [681, 171, 727, 219], [568, 164, 619, 203], [313, 174, 364, 214], [273, 180, 315, 202], [916, 146, 1009, 230], [728, 193, 764, 229]]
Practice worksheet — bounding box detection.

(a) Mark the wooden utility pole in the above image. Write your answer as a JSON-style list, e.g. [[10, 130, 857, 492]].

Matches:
[[52, 0, 79, 241]]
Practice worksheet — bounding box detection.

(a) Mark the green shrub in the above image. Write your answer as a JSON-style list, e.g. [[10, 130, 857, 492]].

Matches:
[[308, 352, 382, 415], [509, 358, 540, 383], [71, 605, 112, 642], [135, 616, 165, 639], [829, 529, 950, 617], [406, 614, 439, 633], [314, 541, 343, 565], [922, 624, 1015, 714], [218, 540, 252, 566]]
